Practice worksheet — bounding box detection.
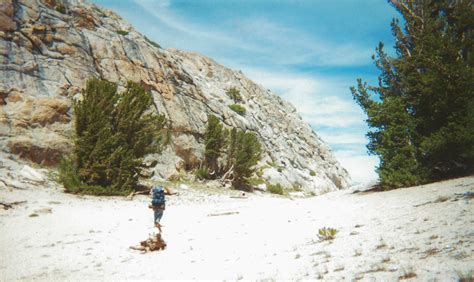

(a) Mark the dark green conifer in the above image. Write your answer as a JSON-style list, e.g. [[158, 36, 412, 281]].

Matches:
[[231, 130, 262, 190], [203, 114, 227, 176], [225, 127, 238, 171], [61, 78, 166, 195], [201, 114, 262, 189], [226, 87, 243, 102], [351, 0, 473, 188]]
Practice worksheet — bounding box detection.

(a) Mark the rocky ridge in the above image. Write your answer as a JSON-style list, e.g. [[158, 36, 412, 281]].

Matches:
[[0, 0, 350, 193]]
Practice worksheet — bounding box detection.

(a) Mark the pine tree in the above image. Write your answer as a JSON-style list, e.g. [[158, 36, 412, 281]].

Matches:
[[351, 0, 473, 188], [61, 78, 166, 195], [74, 78, 119, 187], [225, 127, 238, 171], [203, 114, 228, 177], [231, 130, 262, 190], [201, 115, 262, 189]]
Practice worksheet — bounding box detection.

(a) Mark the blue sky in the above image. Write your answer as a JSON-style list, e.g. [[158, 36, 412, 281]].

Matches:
[[93, 0, 400, 184]]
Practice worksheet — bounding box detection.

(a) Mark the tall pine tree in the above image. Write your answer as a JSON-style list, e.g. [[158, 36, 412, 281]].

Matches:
[[61, 78, 166, 195], [351, 0, 473, 188], [203, 114, 228, 176], [231, 130, 262, 190], [200, 114, 262, 189]]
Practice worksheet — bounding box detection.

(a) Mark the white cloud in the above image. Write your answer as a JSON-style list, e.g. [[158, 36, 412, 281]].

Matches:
[[335, 150, 379, 184], [242, 68, 365, 128], [134, 0, 271, 55], [317, 132, 367, 145]]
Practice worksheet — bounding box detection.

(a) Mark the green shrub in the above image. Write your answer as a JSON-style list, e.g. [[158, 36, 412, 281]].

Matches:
[[116, 29, 129, 36], [58, 157, 131, 196], [195, 167, 210, 180], [267, 183, 284, 195], [58, 156, 82, 193], [55, 3, 66, 14], [59, 78, 166, 196], [318, 227, 338, 240], [248, 177, 265, 186], [226, 87, 242, 102], [292, 184, 302, 192], [310, 170, 316, 176], [145, 36, 161, 48], [93, 6, 106, 16], [228, 104, 246, 115], [256, 165, 269, 178]]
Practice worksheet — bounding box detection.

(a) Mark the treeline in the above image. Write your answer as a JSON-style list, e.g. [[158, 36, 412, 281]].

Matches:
[[351, 0, 473, 189]]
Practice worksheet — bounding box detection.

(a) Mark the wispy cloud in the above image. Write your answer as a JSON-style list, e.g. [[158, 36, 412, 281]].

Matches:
[[133, 0, 271, 55], [234, 18, 373, 66], [335, 150, 379, 184], [317, 132, 367, 145], [242, 68, 365, 128], [134, 0, 373, 67]]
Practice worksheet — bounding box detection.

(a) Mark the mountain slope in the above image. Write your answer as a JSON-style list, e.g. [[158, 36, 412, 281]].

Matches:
[[0, 0, 350, 193]]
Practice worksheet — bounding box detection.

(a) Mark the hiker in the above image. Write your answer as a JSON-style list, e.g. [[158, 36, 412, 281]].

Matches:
[[149, 186, 177, 233]]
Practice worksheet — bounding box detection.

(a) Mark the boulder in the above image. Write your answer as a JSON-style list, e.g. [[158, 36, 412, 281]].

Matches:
[[0, 0, 16, 32], [19, 165, 45, 183]]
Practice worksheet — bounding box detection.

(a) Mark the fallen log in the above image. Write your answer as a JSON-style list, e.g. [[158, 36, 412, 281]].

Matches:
[[130, 232, 166, 253], [219, 165, 234, 184], [208, 211, 240, 217]]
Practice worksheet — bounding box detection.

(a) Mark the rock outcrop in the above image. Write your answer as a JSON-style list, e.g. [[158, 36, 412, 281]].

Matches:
[[0, 0, 350, 193]]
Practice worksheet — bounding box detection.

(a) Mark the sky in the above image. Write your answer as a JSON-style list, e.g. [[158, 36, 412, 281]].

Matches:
[[93, 0, 401, 184]]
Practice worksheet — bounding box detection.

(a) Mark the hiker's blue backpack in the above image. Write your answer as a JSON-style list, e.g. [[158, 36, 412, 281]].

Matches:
[[151, 186, 165, 206]]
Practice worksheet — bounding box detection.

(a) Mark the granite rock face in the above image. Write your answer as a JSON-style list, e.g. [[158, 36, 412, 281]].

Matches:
[[0, 0, 351, 193]]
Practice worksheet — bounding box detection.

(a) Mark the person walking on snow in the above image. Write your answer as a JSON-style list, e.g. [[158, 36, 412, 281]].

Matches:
[[149, 186, 177, 233]]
